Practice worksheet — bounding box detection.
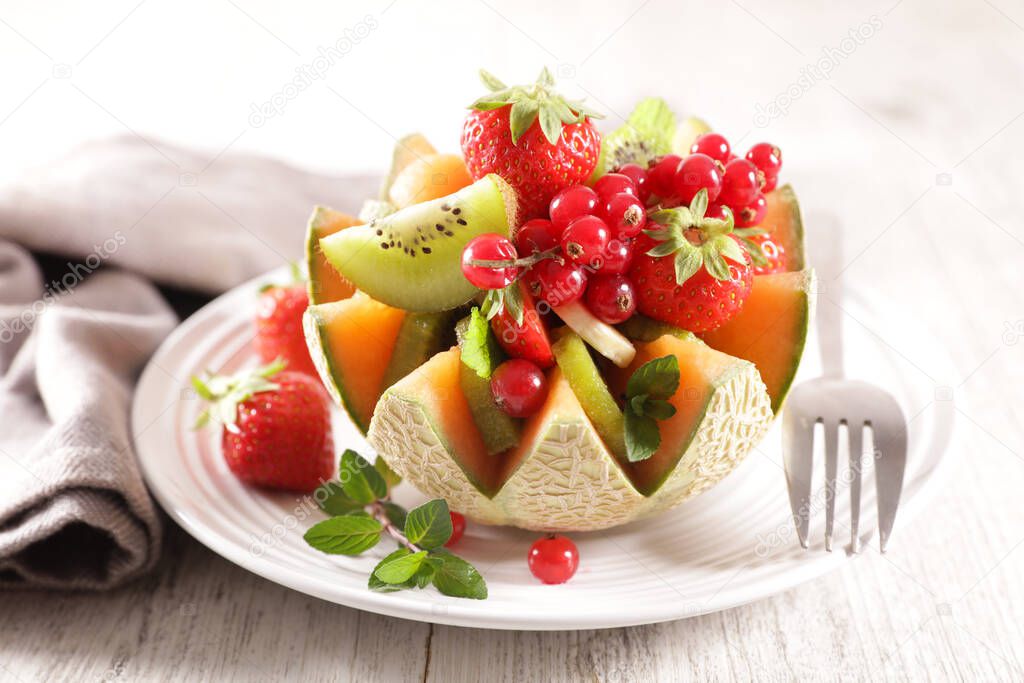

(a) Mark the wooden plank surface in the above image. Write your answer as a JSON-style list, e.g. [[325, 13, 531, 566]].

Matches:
[[2, 0, 1024, 680]]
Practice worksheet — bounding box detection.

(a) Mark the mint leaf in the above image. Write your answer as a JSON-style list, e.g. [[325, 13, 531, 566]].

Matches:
[[430, 551, 488, 600], [374, 549, 428, 584], [626, 355, 680, 400], [314, 481, 364, 516], [625, 410, 661, 462], [368, 549, 418, 592], [644, 398, 677, 421], [374, 457, 402, 488], [338, 449, 387, 504], [459, 307, 499, 379], [304, 516, 382, 555], [404, 499, 453, 549], [382, 502, 407, 531]]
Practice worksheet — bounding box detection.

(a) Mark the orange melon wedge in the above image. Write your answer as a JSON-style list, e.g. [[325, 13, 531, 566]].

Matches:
[[305, 207, 360, 305]]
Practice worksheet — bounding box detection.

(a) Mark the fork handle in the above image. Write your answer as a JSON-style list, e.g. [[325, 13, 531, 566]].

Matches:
[[810, 214, 845, 378]]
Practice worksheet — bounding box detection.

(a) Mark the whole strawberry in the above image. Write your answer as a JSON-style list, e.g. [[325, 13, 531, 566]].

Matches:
[[254, 280, 317, 376], [461, 68, 602, 220], [193, 361, 334, 492], [629, 189, 754, 333]]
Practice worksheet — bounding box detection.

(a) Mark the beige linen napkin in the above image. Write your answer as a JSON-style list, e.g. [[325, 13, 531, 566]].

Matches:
[[0, 136, 375, 588]]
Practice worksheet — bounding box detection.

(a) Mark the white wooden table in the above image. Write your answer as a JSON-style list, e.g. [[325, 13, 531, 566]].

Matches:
[[2, 0, 1024, 680]]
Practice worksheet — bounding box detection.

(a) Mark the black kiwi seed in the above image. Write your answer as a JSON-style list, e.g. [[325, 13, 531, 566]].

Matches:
[[422, 247, 431, 254], [452, 207, 462, 215], [409, 250, 416, 258], [436, 224, 445, 231], [380, 243, 389, 249], [376, 229, 383, 236], [444, 230, 454, 237], [456, 218, 467, 226]]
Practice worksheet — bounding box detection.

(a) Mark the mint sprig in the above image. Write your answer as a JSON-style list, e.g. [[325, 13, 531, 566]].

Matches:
[[623, 355, 680, 462], [304, 449, 488, 600], [458, 307, 502, 379]]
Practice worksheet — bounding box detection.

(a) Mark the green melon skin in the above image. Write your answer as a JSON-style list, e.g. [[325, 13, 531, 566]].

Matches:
[[551, 331, 627, 461], [381, 311, 454, 390], [320, 174, 518, 312]]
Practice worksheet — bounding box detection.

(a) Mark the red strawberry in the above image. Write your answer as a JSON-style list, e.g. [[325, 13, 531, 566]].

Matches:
[[489, 282, 555, 368], [629, 189, 754, 333], [743, 232, 787, 275], [461, 68, 602, 219], [193, 361, 334, 492], [254, 282, 317, 376]]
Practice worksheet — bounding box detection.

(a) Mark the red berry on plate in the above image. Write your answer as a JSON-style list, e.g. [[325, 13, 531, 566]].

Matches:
[[745, 142, 782, 179], [602, 192, 646, 239], [585, 274, 637, 324], [735, 194, 768, 227], [647, 154, 682, 200], [461, 234, 519, 290], [690, 132, 731, 164], [490, 359, 549, 418], [193, 362, 334, 492], [592, 172, 636, 200], [255, 284, 317, 376], [718, 159, 763, 210], [528, 534, 579, 584], [616, 163, 649, 202], [526, 258, 588, 306], [561, 215, 610, 267], [549, 185, 600, 231], [461, 71, 601, 219], [445, 511, 466, 547], [673, 153, 723, 205], [515, 218, 559, 255], [598, 238, 634, 274]]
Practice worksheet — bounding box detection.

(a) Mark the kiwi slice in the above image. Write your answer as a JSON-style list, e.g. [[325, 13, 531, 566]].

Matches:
[[381, 311, 454, 390], [617, 315, 701, 344], [551, 331, 627, 461], [456, 312, 520, 455], [590, 97, 676, 180], [320, 175, 518, 312]]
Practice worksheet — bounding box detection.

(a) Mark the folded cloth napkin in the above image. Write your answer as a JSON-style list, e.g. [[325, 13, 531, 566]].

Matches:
[[0, 136, 376, 588]]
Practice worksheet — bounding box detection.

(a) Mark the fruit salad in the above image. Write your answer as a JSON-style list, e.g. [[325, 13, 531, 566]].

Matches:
[[300, 68, 813, 535]]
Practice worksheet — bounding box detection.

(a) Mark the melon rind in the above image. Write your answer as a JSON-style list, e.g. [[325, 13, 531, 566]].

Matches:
[[367, 347, 774, 532], [304, 206, 359, 305]]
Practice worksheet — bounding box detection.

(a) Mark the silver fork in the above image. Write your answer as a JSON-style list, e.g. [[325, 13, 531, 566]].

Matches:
[[782, 225, 907, 554]]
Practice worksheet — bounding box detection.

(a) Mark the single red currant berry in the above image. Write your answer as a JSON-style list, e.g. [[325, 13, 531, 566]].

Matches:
[[460, 234, 519, 290], [561, 215, 611, 267], [602, 192, 646, 239], [690, 132, 731, 164], [718, 159, 763, 209], [616, 163, 649, 203], [515, 218, 559, 255], [598, 239, 634, 274], [735, 193, 768, 227], [706, 203, 733, 222], [526, 258, 588, 306], [646, 154, 682, 200], [549, 185, 599, 231], [445, 511, 466, 547], [585, 274, 637, 324], [490, 359, 548, 418], [592, 172, 636, 200], [673, 153, 723, 205], [528, 534, 579, 584], [745, 143, 782, 179]]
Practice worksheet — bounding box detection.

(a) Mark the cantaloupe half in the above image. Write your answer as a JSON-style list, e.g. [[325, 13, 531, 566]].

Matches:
[[304, 294, 406, 433], [701, 270, 816, 413], [764, 184, 806, 271], [367, 335, 773, 531], [305, 207, 360, 305]]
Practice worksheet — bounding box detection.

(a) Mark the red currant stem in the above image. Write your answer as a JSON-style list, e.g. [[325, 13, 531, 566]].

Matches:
[[368, 499, 421, 553], [468, 247, 561, 270]]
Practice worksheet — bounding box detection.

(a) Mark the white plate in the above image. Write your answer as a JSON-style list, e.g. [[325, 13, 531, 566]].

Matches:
[[132, 267, 956, 630]]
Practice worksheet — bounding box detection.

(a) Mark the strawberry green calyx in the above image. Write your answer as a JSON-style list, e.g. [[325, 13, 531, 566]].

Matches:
[[645, 189, 748, 284], [191, 359, 285, 431], [469, 67, 604, 145]]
